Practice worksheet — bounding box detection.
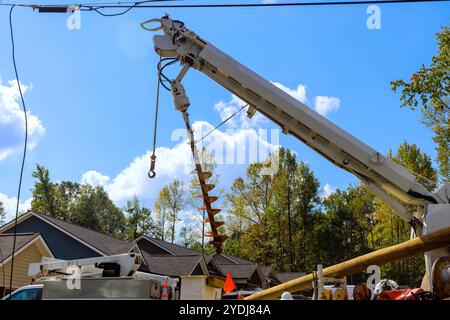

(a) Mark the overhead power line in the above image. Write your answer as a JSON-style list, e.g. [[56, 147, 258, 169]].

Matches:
[[0, 0, 449, 11], [7, 3, 29, 299]]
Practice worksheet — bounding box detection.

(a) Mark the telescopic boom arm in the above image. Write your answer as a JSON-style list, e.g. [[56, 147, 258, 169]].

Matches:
[[145, 15, 449, 231]]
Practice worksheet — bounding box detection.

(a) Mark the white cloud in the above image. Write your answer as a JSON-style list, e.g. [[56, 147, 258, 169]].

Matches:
[[0, 78, 45, 160], [0, 193, 32, 223], [274, 81, 341, 117], [314, 96, 340, 116], [272, 82, 308, 104], [262, 0, 277, 4], [214, 95, 268, 129], [321, 183, 336, 199], [83, 119, 279, 206], [79, 82, 339, 209], [81, 170, 111, 186], [214, 82, 339, 129]]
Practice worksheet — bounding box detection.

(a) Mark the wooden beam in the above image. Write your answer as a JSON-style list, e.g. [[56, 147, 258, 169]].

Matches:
[[245, 226, 450, 300]]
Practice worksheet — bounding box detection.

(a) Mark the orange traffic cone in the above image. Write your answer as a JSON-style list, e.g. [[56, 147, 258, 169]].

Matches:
[[161, 281, 169, 300]]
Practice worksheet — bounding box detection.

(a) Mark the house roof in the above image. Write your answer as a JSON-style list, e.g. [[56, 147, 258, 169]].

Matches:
[[137, 236, 200, 256], [36, 213, 135, 256], [136, 236, 257, 267], [275, 272, 306, 283], [136, 236, 265, 284], [0, 211, 136, 257], [218, 263, 260, 280], [0, 233, 40, 263], [0, 233, 54, 265], [141, 252, 207, 277], [212, 252, 254, 265], [260, 266, 272, 277]]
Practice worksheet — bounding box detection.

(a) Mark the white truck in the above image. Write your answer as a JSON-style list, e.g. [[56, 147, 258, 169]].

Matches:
[[144, 15, 450, 291], [21, 252, 179, 300]]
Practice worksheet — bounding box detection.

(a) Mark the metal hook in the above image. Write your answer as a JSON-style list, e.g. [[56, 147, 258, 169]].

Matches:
[[148, 154, 156, 179], [140, 18, 162, 32]]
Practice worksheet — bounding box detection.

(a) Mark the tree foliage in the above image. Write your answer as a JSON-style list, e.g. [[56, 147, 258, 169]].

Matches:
[[153, 179, 185, 243], [391, 26, 450, 183], [31, 164, 58, 217], [30, 164, 126, 238], [224, 148, 322, 271], [124, 197, 157, 240], [372, 141, 437, 287], [0, 201, 5, 225], [70, 184, 126, 237]]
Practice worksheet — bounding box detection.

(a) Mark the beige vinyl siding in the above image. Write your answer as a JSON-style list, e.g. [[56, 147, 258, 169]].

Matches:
[[0, 243, 46, 290]]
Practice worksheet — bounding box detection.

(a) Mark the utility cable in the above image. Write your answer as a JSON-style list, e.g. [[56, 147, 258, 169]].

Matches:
[[90, 0, 175, 16], [148, 55, 163, 178], [1, 0, 449, 10], [8, 4, 28, 298], [0, 247, 5, 297], [196, 104, 248, 143]]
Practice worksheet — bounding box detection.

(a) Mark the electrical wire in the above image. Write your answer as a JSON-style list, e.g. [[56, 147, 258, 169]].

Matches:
[[0, 247, 5, 297], [85, 0, 450, 12], [90, 0, 175, 16], [158, 58, 178, 91], [0, 0, 448, 10], [148, 55, 163, 178], [196, 104, 248, 143], [91, 3, 137, 16], [8, 3, 28, 299], [153, 55, 247, 143]]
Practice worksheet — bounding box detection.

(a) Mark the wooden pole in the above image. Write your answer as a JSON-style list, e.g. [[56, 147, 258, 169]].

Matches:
[[245, 226, 450, 300]]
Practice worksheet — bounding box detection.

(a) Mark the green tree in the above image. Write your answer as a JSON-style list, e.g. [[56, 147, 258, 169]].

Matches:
[[178, 225, 198, 248], [154, 186, 170, 241], [372, 141, 438, 286], [268, 148, 321, 272], [166, 179, 185, 244], [31, 164, 58, 217], [54, 181, 80, 221], [71, 184, 126, 238], [321, 185, 375, 263], [391, 26, 450, 183], [224, 148, 322, 271], [225, 162, 274, 265], [388, 141, 437, 192], [124, 197, 156, 240]]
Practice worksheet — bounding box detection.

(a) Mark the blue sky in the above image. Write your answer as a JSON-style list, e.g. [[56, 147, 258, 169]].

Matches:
[[0, 1, 449, 226]]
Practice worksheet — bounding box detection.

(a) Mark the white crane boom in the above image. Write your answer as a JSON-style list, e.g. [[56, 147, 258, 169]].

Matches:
[[145, 17, 449, 287]]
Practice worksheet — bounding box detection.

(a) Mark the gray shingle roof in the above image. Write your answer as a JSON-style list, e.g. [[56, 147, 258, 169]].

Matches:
[[36, 213, 135, 256], [213, 253, 254, 265], [141, 252, 204, 277], [219, 263, 259, 280], [0, 233, 40, 263], [140, 236, 200, 256]]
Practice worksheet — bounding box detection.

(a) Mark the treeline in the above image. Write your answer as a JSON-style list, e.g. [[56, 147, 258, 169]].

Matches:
[[6, 139, 439, 287], [28, 164, 190, 243], [219, 26, 449, 287], [222, 143, 437, 287]]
